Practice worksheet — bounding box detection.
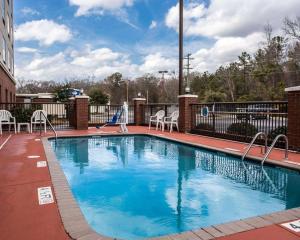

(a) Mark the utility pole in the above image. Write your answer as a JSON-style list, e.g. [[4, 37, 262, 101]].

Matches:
[[179, 0, 184, 95], [184, 53, 194, 93]]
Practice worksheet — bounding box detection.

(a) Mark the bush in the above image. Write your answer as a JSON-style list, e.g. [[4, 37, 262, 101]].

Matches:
[[227, 122, 258, 137], [268, 126, 287, 140], [11, 106, 41, 123], [196, 123, 215, 131]]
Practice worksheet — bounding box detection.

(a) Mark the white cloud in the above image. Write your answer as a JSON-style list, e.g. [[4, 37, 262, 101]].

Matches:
[[149, 21, 157, 30], [15, 46, 179, 81], [16, 47, 39, 54], [20, 7, 40, 16], [15, 20, 72, 46], [71, 47, 120, 67], [69, 0, 134, 16], [192, 32, 265, 72], [164, 0, 300, 73], [139, 53, 177, 74], [165, 0, 299, 38]]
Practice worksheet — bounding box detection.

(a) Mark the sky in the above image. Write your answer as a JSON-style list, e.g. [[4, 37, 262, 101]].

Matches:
[[14, 0, 300, 82]]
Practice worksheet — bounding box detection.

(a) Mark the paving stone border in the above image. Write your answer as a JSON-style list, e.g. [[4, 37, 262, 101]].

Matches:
[[42, 133, 300, 240]]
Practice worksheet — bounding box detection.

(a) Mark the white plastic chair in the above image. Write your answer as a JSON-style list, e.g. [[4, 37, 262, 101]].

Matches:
[[0, 110, 16, 135], [149, 110, 165, 130], [31, 110, 47, 133], [162, 110, 179, 132]]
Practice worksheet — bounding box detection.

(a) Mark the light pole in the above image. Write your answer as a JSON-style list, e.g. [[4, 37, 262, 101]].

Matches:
[[158, 70, 168, 80], [179, 0, 184, 95]]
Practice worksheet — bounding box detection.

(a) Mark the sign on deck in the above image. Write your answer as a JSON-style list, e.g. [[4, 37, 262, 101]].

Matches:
[[38, 186, 54, 205], [281, 219, 300, 232], [37, 161, 47, 168]]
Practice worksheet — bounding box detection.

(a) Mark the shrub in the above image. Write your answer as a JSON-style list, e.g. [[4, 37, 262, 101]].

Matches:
[[227, 122, 258, 137], [11, 107, 36, 123], [268, 126, 287, 140], [196, 123, 215, 131]]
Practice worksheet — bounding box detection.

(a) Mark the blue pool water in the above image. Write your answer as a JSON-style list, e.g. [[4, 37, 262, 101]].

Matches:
[[51, 135, 300, 240]]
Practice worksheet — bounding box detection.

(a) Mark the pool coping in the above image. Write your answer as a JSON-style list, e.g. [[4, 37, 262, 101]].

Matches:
[[42, 133, 300, 240]]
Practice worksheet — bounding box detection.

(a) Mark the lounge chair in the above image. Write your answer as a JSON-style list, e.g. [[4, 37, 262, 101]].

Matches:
[[31, 110, 47, 133], [149, 110, 165, 130], [162, 110, 179, 132], [100, 110, 122, 128], [96, 103, 128, 133], [0, 110, 16, 135]]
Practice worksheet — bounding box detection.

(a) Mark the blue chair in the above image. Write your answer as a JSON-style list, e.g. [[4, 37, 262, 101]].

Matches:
[[96, 109, 123, 129]]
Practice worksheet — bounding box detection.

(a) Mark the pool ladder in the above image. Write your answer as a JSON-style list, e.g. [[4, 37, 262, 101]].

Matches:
[[242, 132, 288, 166], [242, 132, 268, 161], [261, 134, 288, 166], [39, 111, 58, 140]]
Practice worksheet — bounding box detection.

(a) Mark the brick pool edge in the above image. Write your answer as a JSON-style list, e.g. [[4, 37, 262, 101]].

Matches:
[[42, 133, 300, 240]]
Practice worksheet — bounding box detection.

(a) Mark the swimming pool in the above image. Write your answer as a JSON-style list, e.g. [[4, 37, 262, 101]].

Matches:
[[50, 135, 300, 240]]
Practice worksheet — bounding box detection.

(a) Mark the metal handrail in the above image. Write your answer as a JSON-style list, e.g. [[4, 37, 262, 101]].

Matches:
[[242, 132, 268, 161], [39, 111, 57, 140], [261, 134, 288, 166]]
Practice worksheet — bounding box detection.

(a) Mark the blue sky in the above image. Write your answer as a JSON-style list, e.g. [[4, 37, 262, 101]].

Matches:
[[14, 0, 299, 81]]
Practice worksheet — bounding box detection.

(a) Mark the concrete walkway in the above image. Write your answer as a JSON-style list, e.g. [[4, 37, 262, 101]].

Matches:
[[0, 126, 300, 240]]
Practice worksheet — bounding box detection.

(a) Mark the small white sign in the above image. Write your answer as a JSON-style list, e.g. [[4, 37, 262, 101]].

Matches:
[[281, 219, 300, 232], [37, 161, 47, 168], [35, 139, 41, 142], [284, 160, 300, 166], [38, 186, 54, 205], [225, 148, 241, 152], [28, 155, 40, 159]]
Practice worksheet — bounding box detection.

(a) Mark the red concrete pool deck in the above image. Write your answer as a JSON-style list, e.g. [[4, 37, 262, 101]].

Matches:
[[0, 126, 300, 240]]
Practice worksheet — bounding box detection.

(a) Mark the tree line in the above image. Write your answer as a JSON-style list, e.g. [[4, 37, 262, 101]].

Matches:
[[17, 17, 300, 104]]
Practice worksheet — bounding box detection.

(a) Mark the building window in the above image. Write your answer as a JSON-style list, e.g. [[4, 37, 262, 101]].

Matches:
[[2, 35, 6, 63], [6, 13, 9, 35], [2, 0, 5, 19], [0, 85, 2, 102], [5, 88, 8, 102], [9, 91, 12, 102], [7, 49, 10, 70]]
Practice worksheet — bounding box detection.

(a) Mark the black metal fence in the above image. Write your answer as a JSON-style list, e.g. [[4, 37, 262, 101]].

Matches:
[[88, 104, 135, 126], [142, 103, 179, 125], [191, 101, 288, 146], [0, 102, 74, 130]]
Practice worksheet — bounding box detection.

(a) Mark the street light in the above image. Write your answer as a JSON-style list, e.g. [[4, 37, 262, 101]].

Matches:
[[158, 70, 168, 80]]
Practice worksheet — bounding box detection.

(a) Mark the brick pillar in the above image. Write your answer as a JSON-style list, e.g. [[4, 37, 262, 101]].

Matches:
[[178, 94, 198, 133], [75, 96, 89, 130], [286, 86, 300, 150], [68, 97, 76, 128], [133, 98, 146, 126]]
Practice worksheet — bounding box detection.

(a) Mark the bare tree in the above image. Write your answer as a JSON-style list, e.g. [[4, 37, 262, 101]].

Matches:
[[283, 17, 300, 41]]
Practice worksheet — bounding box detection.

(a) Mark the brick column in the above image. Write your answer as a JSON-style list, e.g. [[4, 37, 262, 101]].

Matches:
[[75, 96, 89, 130], [68, 97, 76, 128], [133, 98, 146, 126], [178, 94, 198, 133], [286, 86, 300, 150]]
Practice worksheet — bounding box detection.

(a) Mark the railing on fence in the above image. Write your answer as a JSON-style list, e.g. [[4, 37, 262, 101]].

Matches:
[[0, 102, 74, 130], [190, 101, 288, 147], [88, 104, 135, 126], [142, 103, 179, 125]]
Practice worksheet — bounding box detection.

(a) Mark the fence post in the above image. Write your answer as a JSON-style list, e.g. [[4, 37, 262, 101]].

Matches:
[[133, 98, 146, 126], [74, 96, 89, 130], [178, 94, 198, 133], [286, 86, 300, 150]]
